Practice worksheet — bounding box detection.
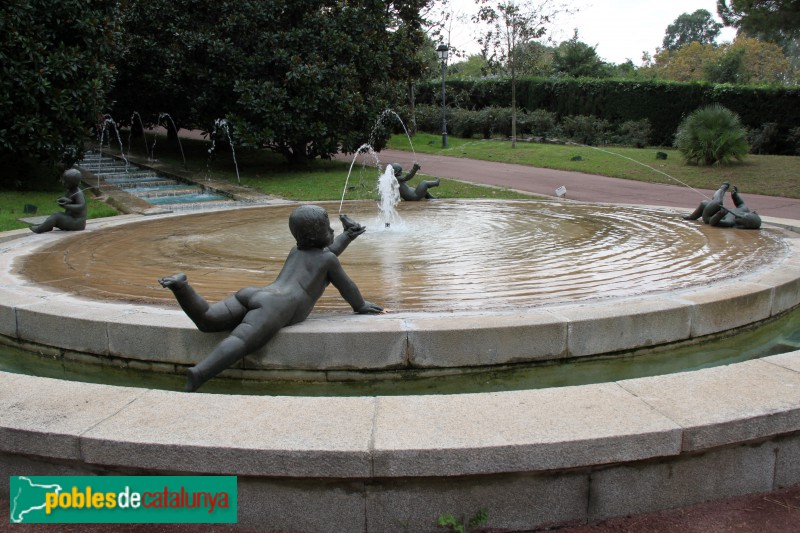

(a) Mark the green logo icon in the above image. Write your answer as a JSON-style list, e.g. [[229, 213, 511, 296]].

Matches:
[[9, 476, 237, 524]]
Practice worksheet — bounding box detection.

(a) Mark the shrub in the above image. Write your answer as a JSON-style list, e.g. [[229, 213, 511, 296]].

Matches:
[[748, 122, 781, 154], [527, 109, 558, 139], [448, 107, 480, 138], [476, 107, 514, 138], [674, 104, 750, 165], [614, 119, 652, 148], [412, 105, 444, 135], [558, 115, 611, 145], [789, 126, 800, 155]]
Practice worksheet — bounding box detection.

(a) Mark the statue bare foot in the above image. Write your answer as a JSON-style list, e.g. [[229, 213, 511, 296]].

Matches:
[[185, 367, 202, 392], [159, 273, 188, 290]]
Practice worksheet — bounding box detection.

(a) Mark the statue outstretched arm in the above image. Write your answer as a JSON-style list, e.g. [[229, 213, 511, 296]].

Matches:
[[396, 163, 421, 183], [326, 255, 383, 314], [327, 214, 366, 256]]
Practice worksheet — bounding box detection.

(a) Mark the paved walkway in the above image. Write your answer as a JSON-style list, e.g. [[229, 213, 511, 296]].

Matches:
[[351, 148, 800, 221]]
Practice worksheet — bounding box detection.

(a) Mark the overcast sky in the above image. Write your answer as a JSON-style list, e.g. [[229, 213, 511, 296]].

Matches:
[[444, 0, 738, 65]]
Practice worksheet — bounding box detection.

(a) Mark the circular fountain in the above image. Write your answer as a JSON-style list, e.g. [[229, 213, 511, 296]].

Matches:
[[2, 198, 799, 530]]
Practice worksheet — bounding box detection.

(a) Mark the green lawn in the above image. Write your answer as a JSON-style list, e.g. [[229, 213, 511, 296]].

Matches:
[[387, 133, 800, 199]]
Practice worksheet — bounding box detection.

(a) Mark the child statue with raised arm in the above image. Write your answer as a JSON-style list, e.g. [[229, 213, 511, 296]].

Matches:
[[159, 205, 383, 392]]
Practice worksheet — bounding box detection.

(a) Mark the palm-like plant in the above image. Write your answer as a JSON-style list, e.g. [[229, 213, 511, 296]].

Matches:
[[674, 104, 750, 165]]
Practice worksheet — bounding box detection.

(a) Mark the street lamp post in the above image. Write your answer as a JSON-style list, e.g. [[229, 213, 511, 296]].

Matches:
[[436, 43, 449, 149]]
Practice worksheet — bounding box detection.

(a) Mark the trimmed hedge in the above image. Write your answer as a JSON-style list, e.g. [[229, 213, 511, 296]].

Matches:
[[413, 78, 800, 152]]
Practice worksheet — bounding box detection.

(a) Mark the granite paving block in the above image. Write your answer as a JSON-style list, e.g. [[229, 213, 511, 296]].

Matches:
[[406, 311, 567, 367], [372, 384, 681, 477], [618, 359, 800, 451], [555, 297, 691, 356], [747, 263, 800, 315], [106, 309, 224, 365], [15, 299, 111, 355], [81, 391, 376, 477], [0, 372, 146, 460], [1, 452, 99, 493], [253, 316, 408, 370], [763, 350, 800, 373], [680, 282, 773, 337], [0, 286, 44, 338], [774, 433, 800, 489], [239, 478, 366, 533]]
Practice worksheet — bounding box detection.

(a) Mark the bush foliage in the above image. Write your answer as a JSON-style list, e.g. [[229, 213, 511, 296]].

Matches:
[[0, 0, 119, 170], [674, 104, 750, 165]]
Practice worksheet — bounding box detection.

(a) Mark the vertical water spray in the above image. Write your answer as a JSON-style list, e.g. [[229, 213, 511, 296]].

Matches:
[[152, 113, 187, 170], [128, 112, 152, 161], [208, 119, 241, 184], [376, 165, 401, 227], [98, 115, 129, 169], [339, 143, 379, 214]]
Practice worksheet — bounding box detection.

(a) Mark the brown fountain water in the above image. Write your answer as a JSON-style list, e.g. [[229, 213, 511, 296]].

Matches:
[[18, 199, 786, 312]]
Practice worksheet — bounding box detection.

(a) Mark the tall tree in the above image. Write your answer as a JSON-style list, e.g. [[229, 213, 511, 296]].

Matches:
[[717, 0, 800, 40], [662, 9, 724, 51], [647, 36, 792, 84], [717, 0, 800, 77], [111, 0, 431, 163], [650, 42, 718, 81], [724, 36, 794, 83], [0, 0, 119, 170], [473, 0, 572, 148], [552, 30, 610, 78]]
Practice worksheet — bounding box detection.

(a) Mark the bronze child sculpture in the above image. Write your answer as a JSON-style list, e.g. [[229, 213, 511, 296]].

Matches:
[[392, 162, 440, 201], [159, 205, 383, 392], [30, 169, 87, 233], [684, 182, 761, 229]]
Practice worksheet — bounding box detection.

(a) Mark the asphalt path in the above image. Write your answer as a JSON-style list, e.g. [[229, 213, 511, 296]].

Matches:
[[341, 148, 800, 221]]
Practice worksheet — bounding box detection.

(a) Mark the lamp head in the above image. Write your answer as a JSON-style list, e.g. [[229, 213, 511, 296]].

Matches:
[[436, 44, 449, 62]]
